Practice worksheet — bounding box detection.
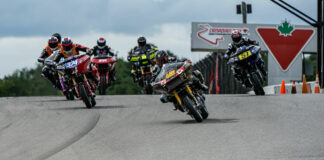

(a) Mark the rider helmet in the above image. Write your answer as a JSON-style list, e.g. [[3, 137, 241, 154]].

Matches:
[[137, 36, 146, 47], [231, 30, 242, 44], [155, 50, 168, 67], [52, 33, 62, 43], [97, 37, 106, 49], [61, 37, 73, 53], [48, 36, 59, 51]]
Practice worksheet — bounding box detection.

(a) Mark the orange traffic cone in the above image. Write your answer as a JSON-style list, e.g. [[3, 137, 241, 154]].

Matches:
[[280, 80, 286, 94], [291, 81, 297, 94], [302, 75, 308, 94], [314, 74, 320, 94]]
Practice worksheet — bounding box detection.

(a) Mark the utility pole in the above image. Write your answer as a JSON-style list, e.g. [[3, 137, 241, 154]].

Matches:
[[237, 1, 252, 24], [242, 1, 247, 24], [318, 0, 324, 87]]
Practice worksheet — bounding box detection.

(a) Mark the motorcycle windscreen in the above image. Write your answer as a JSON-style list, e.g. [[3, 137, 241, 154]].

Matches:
[[46, 52, 59, 61], [154, 62, 184, 83]]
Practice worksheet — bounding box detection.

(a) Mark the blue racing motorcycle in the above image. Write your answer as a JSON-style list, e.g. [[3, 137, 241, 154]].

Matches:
[[227, 45, 266, 95]]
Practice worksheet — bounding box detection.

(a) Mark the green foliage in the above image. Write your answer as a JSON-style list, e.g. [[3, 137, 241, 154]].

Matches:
[[0, 64, 60, 97], [305, 54, 317, 81], [277, 20, 294, 36], [0, 59, 143, 97], [105, 59, 142, 95]]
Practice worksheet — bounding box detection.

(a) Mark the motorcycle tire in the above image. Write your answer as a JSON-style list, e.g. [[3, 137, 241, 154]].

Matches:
[[99, 76, 106, 95], [69, 91, 75, 100], [68, 91, 75, 100], [91, 96, 96, 107], [251, 72, 265, 95], [144, 85, 153, 94], [197, 96, 208, 119], [183, 96, 203, 123], [78, 84, 93, 108], [64, 90, 73, 100]]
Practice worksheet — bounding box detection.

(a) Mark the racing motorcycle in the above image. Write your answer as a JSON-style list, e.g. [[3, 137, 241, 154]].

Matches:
[[42, 52, 74, 100], [227, 45, 266, 95], [128, 49, 156, 94], [151, 60, 208, 122], [91, 54, 117, 95], [56, 54, 97, 108]]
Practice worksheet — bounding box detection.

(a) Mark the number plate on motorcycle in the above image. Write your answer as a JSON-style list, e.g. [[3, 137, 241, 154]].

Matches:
[[65, 59, 79, 69], [166, 70, 175, 79], [238, 51, 252, 60], [99, 59, 107, 62]]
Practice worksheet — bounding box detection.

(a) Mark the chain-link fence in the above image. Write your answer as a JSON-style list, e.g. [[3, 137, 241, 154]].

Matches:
[[193, 52, 249, 94]]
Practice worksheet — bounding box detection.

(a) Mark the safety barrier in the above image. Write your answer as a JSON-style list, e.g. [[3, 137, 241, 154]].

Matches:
[[193, 52, 249, 94]]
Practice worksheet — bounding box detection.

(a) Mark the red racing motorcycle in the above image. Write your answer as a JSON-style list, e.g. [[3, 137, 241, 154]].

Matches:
[[56, 54, 97, 108], [91, 55, 117, 95]]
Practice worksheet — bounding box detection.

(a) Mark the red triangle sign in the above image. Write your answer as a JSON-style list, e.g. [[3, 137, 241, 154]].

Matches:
[[257, 26, 314, 71]]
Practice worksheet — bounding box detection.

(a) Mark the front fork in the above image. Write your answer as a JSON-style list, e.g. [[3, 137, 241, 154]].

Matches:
[[83, 74, 95, 96], [173, 84, 200, 108], [72, 77, 80, 98], [58, 72, 66, 92]]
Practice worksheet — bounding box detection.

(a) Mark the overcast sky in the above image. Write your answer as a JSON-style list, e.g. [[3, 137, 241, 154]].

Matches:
[[0, 0, 318, 77]]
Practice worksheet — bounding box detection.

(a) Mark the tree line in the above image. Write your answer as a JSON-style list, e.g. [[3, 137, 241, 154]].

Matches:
[[0, 59, 143, 97]]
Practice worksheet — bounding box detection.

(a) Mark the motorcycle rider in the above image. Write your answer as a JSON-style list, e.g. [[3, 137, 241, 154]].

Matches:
[[52, 33, 62, 43], [224, 30, 266, 86], [38, 36, 62, 88], [129, 36, 158, 82], [88, 37, 116, 81], [90, 37, 115, 56], [152, 50, 208, 107], [54, 37, 98, 86], [54, 37, 89, 61]]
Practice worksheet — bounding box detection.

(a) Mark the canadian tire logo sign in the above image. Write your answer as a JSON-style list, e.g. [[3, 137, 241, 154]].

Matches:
[[257, 20, 315, 71], [197, 24, 249, 46]]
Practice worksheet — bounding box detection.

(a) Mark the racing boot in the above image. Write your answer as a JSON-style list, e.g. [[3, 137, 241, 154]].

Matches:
[[131, 72, 138, 82], [200, 83, 208, 91], [192, 75, 208, 91], [110, 72, 116, 81], [160, 94, 168, 103]]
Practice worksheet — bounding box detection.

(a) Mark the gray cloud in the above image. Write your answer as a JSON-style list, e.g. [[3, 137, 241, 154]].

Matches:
[[0, 0, 317, 37]]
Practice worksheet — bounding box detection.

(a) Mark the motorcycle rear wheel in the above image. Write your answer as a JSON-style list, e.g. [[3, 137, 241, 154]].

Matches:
[[64, 90, 74, 100], [251, 72, 265, 95], [144, 85, 153, 94], [198, 96, 208, 119], [91, 96, 96, 107], [183, 96, 203, 122]]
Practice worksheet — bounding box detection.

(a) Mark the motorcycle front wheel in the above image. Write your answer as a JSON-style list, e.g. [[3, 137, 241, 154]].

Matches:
[[78, 84, 93, 108], [99, 75, 106, 95]]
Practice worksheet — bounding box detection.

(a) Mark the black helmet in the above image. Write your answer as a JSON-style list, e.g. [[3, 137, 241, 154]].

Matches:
[[137, 36, 146, 47], [155, 50, 168, 67], [61, 37, 73, 52], [231, 30, 242, 44], [52, 33, 62, 43], [97, 37, 106, 48], [48, 36, 59, 50]]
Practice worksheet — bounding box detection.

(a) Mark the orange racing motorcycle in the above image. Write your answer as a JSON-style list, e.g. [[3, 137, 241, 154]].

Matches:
[[151, 60, 208, 122]]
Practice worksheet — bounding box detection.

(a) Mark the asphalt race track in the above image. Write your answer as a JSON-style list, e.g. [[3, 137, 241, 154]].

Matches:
[[0, 94, 324, 160]]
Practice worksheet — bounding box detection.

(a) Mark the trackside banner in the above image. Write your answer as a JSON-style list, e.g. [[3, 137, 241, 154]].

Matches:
[[191, 22, 317, 85]]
